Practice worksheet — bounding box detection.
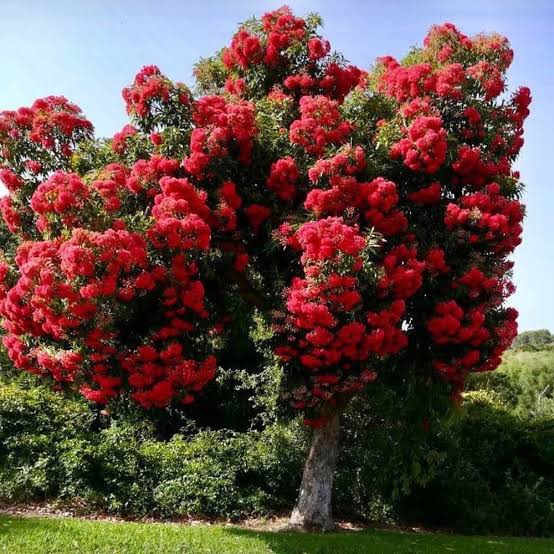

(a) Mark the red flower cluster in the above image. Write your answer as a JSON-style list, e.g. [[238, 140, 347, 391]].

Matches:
[[92, 163, 129, 212], [27, 96, 93, 150], [284, 64, 363, 102], [427, 301, 489, 346], [434, 63, 465, 99], [276, 217, 413, 413], [377, 245, 426, 300], [121, 346, 216, 408], [126, 155, 180, 196], [289, 96, 352, 156], [307, 146, 366, 183], [308, 37, 330, 61], [304, 147, 366, 217], [377, 58, 436, 102], [357, 178, 408, 236], [467, 61, 504, 100], [0, 96, 92, 164], [149, 177, 212, 251], [262, 6, 306, 66], [454, 266, 498, 298], [183, 96, 256, 176], [451, 146, 495, 188], [245, 204, 272, 233], [295, 217, 365, 267], [425, 247, 450, 275], [111, 124, 137, 154], [408, 182, 442, 204], [0, 197, 22, 233], [0, 168, 23, 192], [390, 116, 448, 174], [266, 157, 299, 201], [365, 300, 409, 355], [123, 65, 170, 117], [444, 183, 523, 253], [223, 30, 263, 70], [30, 172, 89, 232], [276, 219, 377, 406], [0, 212, 216, 406]]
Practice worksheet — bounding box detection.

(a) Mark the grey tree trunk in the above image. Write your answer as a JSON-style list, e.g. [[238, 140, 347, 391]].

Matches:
[[289, 410, 341, 531]]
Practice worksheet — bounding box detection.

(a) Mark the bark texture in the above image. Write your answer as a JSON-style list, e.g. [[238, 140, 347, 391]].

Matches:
[[289, 411, 341, 531]]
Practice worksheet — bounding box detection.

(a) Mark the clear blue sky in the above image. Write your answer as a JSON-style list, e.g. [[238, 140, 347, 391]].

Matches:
[[0, 0, 552, 331]]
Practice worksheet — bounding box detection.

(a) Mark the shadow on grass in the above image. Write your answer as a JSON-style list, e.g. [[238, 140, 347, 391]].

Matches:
[[221, 527, 554, 554]]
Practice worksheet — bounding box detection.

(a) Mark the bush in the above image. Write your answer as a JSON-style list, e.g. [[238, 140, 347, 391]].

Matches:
[[142, 424, 305, 519], [0, 361, 553, 535], [0, 378, 93, 501], [332, 383, 554, 536], [398, 391, 554, 536], [334, 381, 453, 523], [0, 377, 306, 518]]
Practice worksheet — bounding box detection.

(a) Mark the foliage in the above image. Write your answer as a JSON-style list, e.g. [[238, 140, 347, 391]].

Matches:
[[0, 375, 93, 500], [0, 376, 307, 518], [398, 390, 554, 535], [335, 381, 453, 523]]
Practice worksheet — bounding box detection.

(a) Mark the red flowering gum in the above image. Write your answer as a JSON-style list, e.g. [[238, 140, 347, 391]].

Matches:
[[0, 96, 93, 177], [0, 8, 532, 531], [223, 30, 263, 70], [183, 96, 256, 175], [444, 183, 524, 253], [262, 6, 306, 66], [112, 124, 137, 154], [357, 178, 408, 236], [308, 37, 330, 61], [408, 182, 442, 205], [0, 7, 530, 435], [30, 172, 90, 232]]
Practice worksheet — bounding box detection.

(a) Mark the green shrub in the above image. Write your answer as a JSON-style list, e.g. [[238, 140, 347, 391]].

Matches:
[[334, 383, 453, 523], [397, 391, 554, 536], [512, 330, 553, 351], [0, 379, 92, 501], [0, 378, 305, 518], [465, 371, 521, 408], [142, 424, 305, 519]]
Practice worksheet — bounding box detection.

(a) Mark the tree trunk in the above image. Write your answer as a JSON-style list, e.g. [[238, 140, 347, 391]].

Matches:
[[289, 410, 341, 532]]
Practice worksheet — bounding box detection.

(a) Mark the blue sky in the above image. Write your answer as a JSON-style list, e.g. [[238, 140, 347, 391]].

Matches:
[[0, 0, 552, 331]]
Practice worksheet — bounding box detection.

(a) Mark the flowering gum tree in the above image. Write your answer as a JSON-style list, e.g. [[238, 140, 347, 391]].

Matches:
[[0, 7, 530, 530]]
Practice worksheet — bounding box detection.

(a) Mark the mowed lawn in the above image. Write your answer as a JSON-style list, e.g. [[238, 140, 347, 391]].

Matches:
[[0, 515, 553, 554]]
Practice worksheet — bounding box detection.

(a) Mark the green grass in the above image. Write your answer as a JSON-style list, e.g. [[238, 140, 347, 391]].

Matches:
[[0, 515, 553, 554]]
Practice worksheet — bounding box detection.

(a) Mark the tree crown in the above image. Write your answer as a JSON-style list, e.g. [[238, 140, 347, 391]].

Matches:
[[0, 6, 530, 425]]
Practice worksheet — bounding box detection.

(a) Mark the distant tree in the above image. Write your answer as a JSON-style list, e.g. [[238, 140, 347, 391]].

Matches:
[[500, 350, 554, 412], [0, 6, 530, 530], [512, 329, 553, 350]]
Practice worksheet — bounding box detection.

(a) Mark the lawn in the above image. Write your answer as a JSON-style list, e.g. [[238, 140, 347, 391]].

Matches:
[[0, 515, 552, 554]]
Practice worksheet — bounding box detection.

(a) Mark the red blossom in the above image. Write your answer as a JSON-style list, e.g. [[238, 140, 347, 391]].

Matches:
[[390, 116, 448, 174]]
